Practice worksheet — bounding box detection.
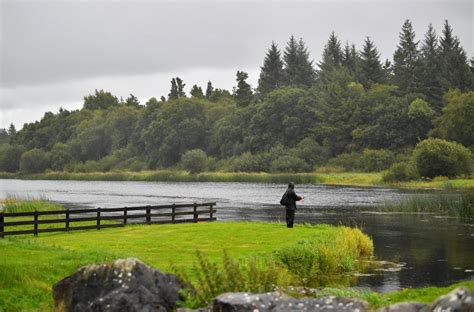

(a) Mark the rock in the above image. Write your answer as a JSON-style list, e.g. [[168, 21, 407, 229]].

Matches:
[[377, 302, 426, 312], [424, 287, 474, 312], [53, 258, 184, 312], [210, 292, 368, 311]]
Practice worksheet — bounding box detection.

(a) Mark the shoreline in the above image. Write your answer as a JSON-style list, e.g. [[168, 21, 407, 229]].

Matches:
[[0, 170, 472, 190]]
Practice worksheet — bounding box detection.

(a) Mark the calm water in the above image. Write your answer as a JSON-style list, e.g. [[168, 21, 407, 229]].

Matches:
[[1, 179, 473, 292]]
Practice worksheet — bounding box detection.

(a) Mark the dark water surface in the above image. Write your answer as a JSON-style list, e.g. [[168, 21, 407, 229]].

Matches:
[[1, 179, 473, 291]]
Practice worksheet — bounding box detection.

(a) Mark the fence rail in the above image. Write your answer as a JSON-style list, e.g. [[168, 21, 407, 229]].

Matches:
[[0, 202, 216, 237]]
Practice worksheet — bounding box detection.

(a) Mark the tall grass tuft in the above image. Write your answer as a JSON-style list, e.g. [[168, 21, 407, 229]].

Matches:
[[172, 250, 291, 308], [275, 225, 373, 286], [379, 192, 474, 220], [1, 196, 63, 213]]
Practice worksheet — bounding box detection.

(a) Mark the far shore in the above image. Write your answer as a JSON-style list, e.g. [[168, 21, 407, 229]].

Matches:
[[0, 170, 472, 190]]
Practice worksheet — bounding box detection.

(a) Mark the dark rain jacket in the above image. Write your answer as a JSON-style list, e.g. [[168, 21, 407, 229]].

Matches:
[[286, 188, 302, 211]]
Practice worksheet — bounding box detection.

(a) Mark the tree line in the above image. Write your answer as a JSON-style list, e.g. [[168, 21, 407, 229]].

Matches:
[[0, 19, 472, 176]]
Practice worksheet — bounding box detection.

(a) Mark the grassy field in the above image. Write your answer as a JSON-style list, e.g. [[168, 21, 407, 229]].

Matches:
[[0, 221, 373, 311], [1, 170, 472, 189]]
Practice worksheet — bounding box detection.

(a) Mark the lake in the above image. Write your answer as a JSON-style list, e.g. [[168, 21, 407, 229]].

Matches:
[[1, 179, 473, 292]]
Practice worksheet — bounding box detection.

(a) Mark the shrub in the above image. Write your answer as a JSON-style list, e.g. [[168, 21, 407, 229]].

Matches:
[[270, 155, 311, 173], [231, 152, 267, 172], [327, 152, 363, 171], [360, 149, 395, 172], [382, 161, 419, 182], [182, 149, 208, 174], [19, 148, 50, 173], [0, 144, 25, 172], [413, 138, 472, 178], [50, 143, 73, 171]]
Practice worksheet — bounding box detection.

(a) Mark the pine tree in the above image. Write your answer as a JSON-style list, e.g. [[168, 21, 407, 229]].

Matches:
[[296, 38, 316, 87], [7, 123, 16, 137], [318, 32, 344, 83], [168, 77, 186, 100], [283, 35, 315, 87], [393, 19, 422, 94], [190, 85, 204, 98], [234, 71, 253, 107], [205, 81, 214, 99], [419, 24, 443, 112], [358, 37, 386, 88], [258, 41, 284, 95], [438, 20, 473, 91], [342, 42, 358, 77]]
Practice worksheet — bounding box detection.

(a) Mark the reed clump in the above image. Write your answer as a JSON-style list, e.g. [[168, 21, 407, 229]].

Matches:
[[378, 192, 474, 220]]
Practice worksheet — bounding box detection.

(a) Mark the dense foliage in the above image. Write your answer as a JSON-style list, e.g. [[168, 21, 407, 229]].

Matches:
[[1, 20, 473, 177]]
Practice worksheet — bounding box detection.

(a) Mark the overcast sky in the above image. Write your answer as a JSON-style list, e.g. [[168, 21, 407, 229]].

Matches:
[[1, 0, 472, 130]]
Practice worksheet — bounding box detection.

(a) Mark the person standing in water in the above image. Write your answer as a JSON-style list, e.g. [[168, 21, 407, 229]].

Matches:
[[283, 182, 304, 228]]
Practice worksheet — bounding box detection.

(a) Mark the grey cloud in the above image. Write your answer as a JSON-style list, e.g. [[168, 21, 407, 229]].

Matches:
[[2, 0, 472, 88]]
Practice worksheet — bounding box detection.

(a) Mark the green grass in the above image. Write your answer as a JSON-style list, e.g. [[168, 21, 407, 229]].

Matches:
[[0, 221, 374, 311], [1, 197, 63, 213], [377, 192, 474, 220], [0, 218, 471, 311], [304, 280, 474, 308], [1, 170, 471, 190]]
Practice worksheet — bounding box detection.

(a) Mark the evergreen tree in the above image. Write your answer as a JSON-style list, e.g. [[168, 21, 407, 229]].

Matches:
[[419, 24, 443, 112], [8, 123, 16, 137], [318, 32, 344, 83], [358, 37, 386, 88], [190, 85, 204, 98], [125, 94, 140, 107], [393, 19, 422, 95], [342, 42, 358, 77], [283, 35, 315, 87], [205, 81, 214, 99], [234, 71, 253, 107], [438, 20, 473, 91], [168, 77, 186, 100], [258, 41, 284, 95]]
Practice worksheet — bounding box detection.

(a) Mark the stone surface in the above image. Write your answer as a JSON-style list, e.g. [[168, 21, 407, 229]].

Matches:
[[53, 258, 184, 312], [377, 302, 427, 312], [210, 292, 368, 311], [424, 287, 474, 312]]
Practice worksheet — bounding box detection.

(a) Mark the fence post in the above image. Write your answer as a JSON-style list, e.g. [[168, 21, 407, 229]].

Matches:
[[123, 207, 128, 225], [146, 206, 151, 224], [193, 202, 198, 223], [34, 210, 38, 237], [210, 204, 214, 220], [97, 208, 101, 230], [172, 204, 176, 223], [0, 213, 4, 238], [66, 209, 70, 232]]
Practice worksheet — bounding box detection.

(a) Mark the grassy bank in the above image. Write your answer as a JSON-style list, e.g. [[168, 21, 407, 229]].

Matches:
[[0, 220, 373, 311], [299, 280, 474, 308], [1, 170, 472, 189]]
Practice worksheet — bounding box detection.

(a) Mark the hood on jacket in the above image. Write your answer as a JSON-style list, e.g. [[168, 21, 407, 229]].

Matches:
[[288, 182, 295, 189]]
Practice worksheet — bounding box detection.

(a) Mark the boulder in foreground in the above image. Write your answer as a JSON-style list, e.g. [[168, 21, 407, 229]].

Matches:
[[53, 258, 184, 312]]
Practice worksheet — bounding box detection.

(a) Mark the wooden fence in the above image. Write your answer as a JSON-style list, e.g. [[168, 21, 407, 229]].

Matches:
[[0, 202, 216, 237]]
